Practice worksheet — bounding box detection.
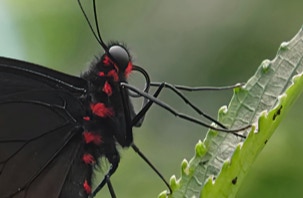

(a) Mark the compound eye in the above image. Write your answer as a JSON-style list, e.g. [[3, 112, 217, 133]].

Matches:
[[109, 45, 130, 70]]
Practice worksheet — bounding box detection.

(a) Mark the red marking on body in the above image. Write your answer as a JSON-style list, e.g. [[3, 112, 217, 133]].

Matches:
[[102, 81, 112, 96], [98, 72, 105, 77], [83, 180, 92, 194], [107, 70, 119, 81], [90, 103, 114, 117], [83, 131, 102, 145], [124, 62, 133, 77], [103, 55, 112, 66], [82, 153, 96, 164], [83, 116, 90, 121]]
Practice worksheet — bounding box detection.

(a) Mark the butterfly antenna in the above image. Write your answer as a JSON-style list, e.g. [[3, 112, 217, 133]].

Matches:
[[92, 0, 103, 46], [77, 0, 109, 52]]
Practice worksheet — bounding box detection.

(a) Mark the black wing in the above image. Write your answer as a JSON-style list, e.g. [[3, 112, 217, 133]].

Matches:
[[0, 57, 88, 198]]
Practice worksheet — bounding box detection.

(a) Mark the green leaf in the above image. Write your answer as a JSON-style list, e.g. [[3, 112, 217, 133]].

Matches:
[[159, 26, 303, 198]]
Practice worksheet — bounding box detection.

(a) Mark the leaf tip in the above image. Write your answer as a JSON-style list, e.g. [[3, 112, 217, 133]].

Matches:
[[279, 41, 290, 51], [260, 59, 271, 73], [195, 140, 207, 157], [181, 159, 190, 175], [158, 190, 170, 198], [158, 191, 167, 198], [158, 176, 180, 198], [218, 105, 228, 116], [170, 175, 180, 190]]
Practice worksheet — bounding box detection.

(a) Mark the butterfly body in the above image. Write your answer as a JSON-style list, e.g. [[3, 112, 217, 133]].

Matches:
[[0, 1, 251, 196], [0, 44, 134, 198]]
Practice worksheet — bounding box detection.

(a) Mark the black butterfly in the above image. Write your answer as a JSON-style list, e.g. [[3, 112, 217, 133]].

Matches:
[[0, 1, 250, 197]]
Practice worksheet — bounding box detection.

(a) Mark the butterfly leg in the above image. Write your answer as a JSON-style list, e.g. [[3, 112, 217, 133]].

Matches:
[[131, 82, 165, 127], [132, 82, 234, 129], [148, 82, 232, 128], [92, 151, 119, 198], [121, 82, 249, 137], [150, 82, 244, 91], [106, 177, 116, 198], [136, 82, 246, 129], [131, 143, 172, 194], [118, 83, 172, 193]]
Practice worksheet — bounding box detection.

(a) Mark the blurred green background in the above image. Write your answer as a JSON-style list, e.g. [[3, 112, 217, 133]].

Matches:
[[1, 0, 303, 197]]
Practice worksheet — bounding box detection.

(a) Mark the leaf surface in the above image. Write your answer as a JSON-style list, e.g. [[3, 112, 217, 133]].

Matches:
[[159, 27, 303, 198]]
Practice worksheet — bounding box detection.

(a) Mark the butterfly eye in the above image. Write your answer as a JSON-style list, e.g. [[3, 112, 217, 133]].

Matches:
[[109, 45, 130, 70]]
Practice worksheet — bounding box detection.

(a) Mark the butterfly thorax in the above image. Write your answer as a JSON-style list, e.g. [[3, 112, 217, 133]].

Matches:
[[81, 44, 133, 144]]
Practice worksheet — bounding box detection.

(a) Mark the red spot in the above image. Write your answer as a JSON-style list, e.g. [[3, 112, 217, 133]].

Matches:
[[90, 103, 114, 117], [98, 72, 105, 77], [107, 70, 119, 81], [83, 131, 102, 145], [83, 180, 92, 194], [83, 116, 90, 121], [82, 153, 96, 164], [103, 55, 112, 66], [124, 62, 133, 77], [102, 81, 112, 96]]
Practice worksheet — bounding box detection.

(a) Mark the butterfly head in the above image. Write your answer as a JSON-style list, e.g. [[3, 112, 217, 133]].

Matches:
[[98, 44, 133, 82]]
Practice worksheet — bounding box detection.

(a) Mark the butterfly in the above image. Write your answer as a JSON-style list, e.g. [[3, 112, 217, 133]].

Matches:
[[0, 1, 250, 197]]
